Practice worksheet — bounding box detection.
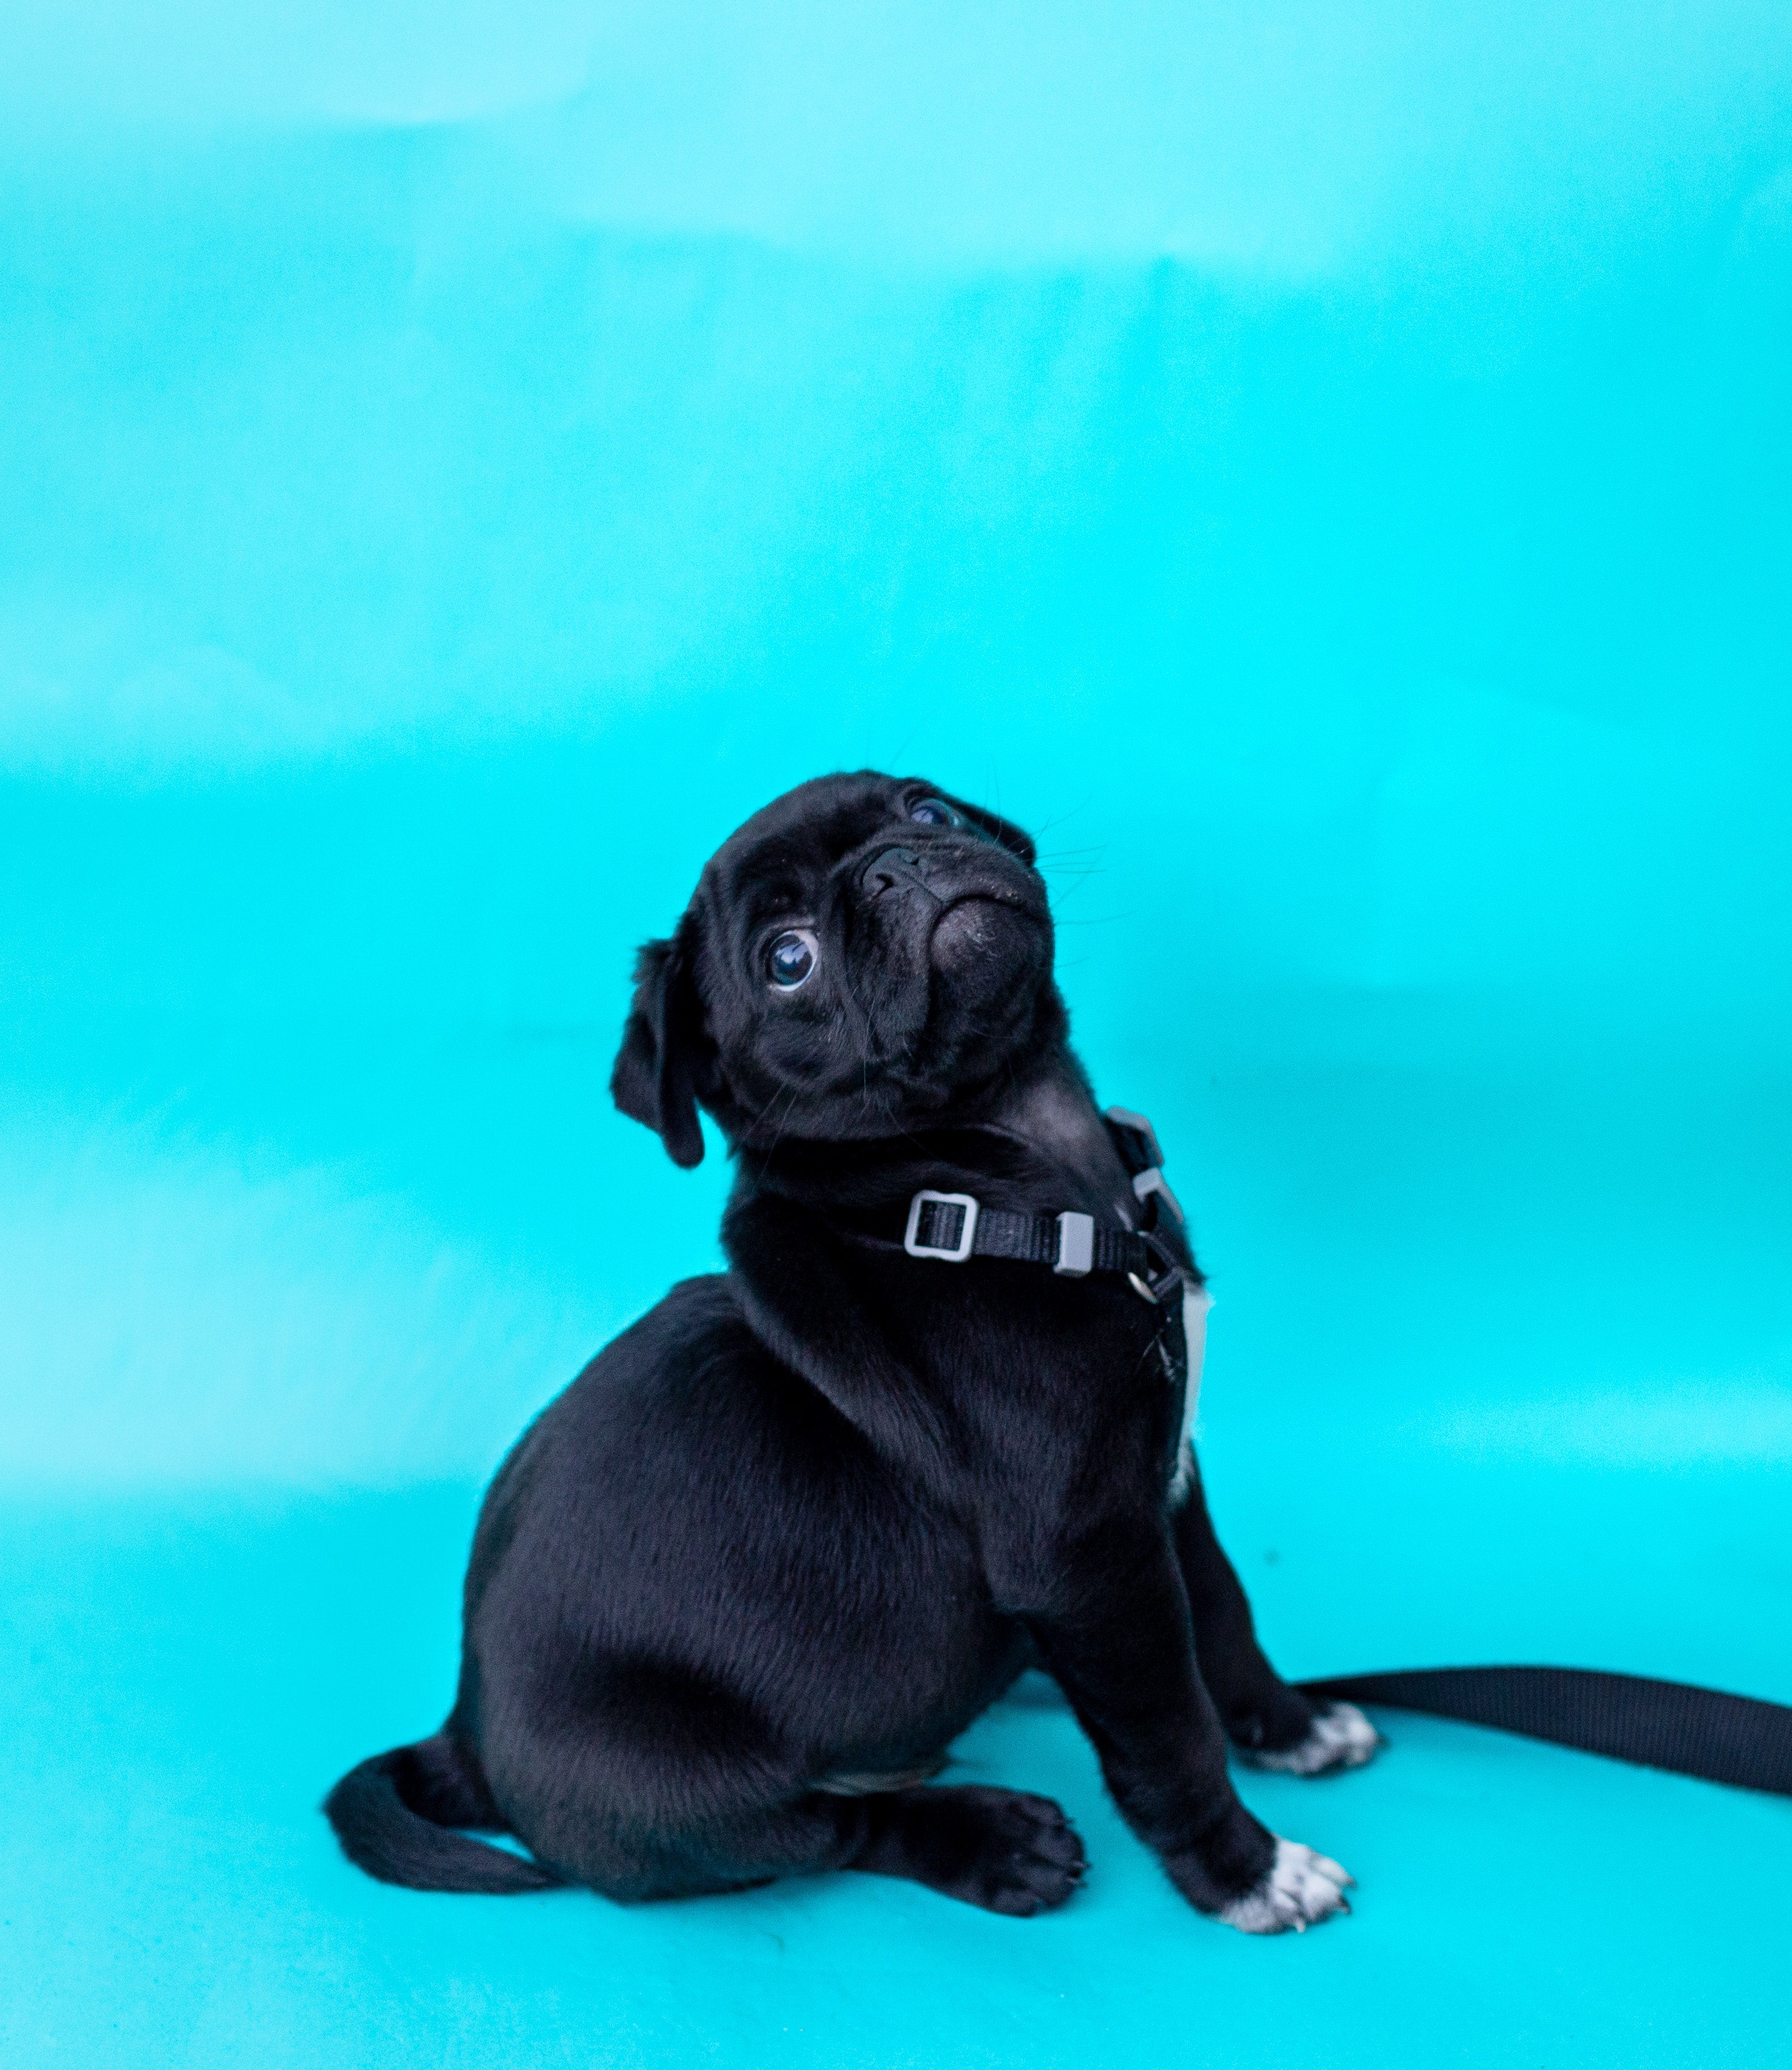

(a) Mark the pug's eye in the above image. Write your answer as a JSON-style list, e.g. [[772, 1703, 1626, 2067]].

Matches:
[[766, 928, 819, 991], [908, 797, 964, 828]]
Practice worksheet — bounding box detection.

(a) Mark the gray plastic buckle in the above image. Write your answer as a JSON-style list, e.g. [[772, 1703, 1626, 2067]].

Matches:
[[904, 1190, 980, 1262], [1131, 1167, 1185, 1225], [1054, 1211, 1095, 1276], [1104, 1105, 1165, 1168]]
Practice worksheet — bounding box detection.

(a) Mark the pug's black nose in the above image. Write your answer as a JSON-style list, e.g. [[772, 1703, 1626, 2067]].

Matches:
[[861, 847, 941, 901]]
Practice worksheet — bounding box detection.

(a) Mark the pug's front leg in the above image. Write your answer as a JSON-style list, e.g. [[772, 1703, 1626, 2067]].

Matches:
[[1028, 1523, 1353, 1933]]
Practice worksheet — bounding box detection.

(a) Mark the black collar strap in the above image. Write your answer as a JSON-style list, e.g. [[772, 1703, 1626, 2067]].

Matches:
[[901, 1189, 1184, 1303], [896, 1107, 1192, 1305]]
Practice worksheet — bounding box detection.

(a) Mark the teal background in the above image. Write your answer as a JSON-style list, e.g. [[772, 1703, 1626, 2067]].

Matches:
[[3, 5, 1790, 2063]]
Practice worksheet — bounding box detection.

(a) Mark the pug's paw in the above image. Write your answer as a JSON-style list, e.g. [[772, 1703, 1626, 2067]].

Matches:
[[1217, 1838, 1353, 1934], [1237, 1701, 1380, 1777]]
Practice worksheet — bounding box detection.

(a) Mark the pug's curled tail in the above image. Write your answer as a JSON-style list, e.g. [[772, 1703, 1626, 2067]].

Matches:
[[323, 1732, 563, 1893]]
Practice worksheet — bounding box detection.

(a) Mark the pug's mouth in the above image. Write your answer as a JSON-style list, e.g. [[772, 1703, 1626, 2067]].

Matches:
[[927, 889, 1041, 966]]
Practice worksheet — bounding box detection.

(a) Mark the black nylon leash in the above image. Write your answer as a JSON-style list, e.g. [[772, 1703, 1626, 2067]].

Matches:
[[1297, 1667, 1792, 1798], [891, 1105, 1792, 1802]]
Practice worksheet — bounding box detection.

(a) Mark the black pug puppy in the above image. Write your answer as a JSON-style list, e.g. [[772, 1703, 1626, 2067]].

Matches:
[[327, 772, 1377, 1931]]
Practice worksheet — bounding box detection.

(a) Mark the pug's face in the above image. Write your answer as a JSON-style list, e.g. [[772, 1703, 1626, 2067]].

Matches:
[[611, 772, 1059, 1163]]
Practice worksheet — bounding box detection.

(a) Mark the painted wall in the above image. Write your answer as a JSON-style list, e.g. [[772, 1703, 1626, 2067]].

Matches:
[[6, 3, 1789, 1489]]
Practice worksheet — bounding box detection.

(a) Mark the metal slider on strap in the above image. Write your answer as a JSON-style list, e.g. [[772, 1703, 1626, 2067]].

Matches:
[[903, 1189, 979, 1262]]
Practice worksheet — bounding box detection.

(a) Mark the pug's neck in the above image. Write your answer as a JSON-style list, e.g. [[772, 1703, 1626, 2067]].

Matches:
[[970, 1047, 1140, 1228], [730, 1044, 1143, 1230]]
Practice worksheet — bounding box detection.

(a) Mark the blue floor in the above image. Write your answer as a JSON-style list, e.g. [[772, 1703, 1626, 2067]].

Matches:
[[8, 1462, 1789, 2068]]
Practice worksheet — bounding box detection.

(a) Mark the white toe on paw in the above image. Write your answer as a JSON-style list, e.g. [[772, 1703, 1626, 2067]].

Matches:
[[1218, 1838, 1354, 1934], [1240, 1701, 1380, 1777]]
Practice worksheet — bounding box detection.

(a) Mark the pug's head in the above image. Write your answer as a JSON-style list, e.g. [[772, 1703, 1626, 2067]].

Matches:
[[611, 772, 1061, 1164]]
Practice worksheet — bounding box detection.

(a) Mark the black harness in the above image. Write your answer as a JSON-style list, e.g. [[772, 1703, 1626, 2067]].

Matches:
[[878, 1103, 1792, 1807], [899, 1106, 1192, 1306]]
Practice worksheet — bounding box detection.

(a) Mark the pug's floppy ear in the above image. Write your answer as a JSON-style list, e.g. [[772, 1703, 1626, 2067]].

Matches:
[[610, 935, 708, 1168]]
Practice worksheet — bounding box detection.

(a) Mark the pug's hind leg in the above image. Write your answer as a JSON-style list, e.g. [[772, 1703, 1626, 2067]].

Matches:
[[562, 1786, 1083, 1913], [1172, 1448, 1379, 1776]]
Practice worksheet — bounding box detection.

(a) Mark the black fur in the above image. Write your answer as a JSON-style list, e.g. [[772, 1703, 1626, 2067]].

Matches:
[[326, 772, 1351, 1925], [324, 1734, 560, 1892]]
